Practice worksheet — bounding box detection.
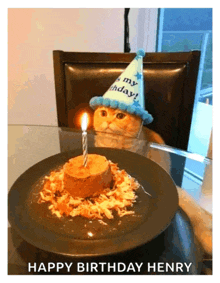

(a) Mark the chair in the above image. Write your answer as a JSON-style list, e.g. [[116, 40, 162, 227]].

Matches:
[[53, 50, 200, 151]]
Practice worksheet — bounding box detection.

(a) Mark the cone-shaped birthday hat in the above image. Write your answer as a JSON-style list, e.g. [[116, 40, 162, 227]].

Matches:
[[89, 49, 153, 125]]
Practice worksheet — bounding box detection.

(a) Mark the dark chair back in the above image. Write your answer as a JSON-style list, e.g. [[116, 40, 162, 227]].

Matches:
[[53, 50, 200, 151]]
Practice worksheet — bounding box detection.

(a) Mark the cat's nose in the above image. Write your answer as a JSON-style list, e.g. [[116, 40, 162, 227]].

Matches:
[[102, 121, 109, 129], [104, 120, 110, 126]]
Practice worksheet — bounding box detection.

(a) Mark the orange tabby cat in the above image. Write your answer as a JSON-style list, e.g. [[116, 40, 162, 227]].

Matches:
[[93, 106, 212, 257], [93, 106, 164, 149]]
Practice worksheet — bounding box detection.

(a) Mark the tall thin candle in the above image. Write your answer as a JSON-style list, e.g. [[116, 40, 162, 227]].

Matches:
[[81, 113, 88, 167]]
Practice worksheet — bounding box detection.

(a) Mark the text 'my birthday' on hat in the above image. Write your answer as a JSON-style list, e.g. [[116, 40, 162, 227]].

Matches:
[[109, 77, 138, 99]]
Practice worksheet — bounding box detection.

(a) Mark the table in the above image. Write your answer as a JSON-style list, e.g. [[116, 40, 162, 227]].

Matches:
[[8, 125, 212, 275]]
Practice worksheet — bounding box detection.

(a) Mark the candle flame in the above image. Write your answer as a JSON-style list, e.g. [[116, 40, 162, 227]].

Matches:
[[81, 113, 88, 131]]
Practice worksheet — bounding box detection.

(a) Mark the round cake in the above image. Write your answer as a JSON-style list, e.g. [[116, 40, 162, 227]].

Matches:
[[63, 154, 113, 198]]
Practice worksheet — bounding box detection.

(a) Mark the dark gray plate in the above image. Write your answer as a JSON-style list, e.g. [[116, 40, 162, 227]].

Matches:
[[8, 148, 178, 257]]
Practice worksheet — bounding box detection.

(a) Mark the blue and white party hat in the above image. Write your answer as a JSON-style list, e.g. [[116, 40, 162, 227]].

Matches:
[[89, 49, 153, 125]]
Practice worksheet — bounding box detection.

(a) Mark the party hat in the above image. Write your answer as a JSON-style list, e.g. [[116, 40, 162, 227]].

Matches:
[[89, 49, 153, 125]]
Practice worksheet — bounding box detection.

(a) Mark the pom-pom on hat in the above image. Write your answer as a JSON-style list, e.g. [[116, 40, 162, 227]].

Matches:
[[89, 49, 153, 125]]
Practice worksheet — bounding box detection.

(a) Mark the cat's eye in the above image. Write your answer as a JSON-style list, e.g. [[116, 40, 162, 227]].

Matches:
[[116, 112, 126, 119], [100, 110, 107, 117]]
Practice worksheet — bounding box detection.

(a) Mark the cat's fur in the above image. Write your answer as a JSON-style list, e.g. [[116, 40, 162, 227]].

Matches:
[[93, 106, 212, 256], [94, 106, 164, 142], [93, 106, 164, 154]]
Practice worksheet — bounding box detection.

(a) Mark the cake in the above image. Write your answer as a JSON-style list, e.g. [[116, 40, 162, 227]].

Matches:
[[63, 154, 113, 198]]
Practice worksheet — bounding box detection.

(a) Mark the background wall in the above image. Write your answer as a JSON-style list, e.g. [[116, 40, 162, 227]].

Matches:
[[129, 8, 158, 52], [8, 8, 124, 126]]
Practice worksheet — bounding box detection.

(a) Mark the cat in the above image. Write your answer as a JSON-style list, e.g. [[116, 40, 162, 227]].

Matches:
[[93, 106, 212, 257], [93, 106, 164, 145]]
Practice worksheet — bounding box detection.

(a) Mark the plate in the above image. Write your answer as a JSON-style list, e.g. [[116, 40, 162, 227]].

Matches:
[[8, 148, 178, 257]]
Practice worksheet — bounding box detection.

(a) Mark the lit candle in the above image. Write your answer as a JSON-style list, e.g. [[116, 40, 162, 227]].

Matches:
[[81, 113, 88, 167]]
